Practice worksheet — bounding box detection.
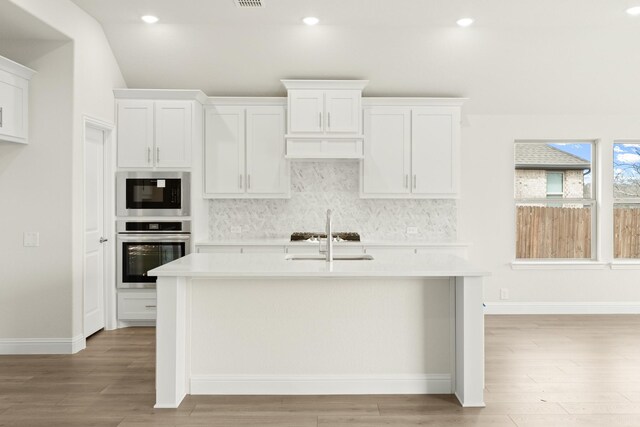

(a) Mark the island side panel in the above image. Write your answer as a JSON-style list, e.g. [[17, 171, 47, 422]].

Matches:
[[155, 276, 189, 409], [454, 275, 485, 407], [188, 277, 453, 395]]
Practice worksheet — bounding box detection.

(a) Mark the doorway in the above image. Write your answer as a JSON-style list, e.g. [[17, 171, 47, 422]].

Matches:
[[83, 117, 115, 338]]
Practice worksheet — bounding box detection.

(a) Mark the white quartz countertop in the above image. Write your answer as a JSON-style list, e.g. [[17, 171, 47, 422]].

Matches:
[[149, 253, 488, 278], [196, 239, 469, 247]]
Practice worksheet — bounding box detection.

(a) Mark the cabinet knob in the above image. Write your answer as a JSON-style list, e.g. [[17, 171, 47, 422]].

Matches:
[[0, 107, 3, 128]]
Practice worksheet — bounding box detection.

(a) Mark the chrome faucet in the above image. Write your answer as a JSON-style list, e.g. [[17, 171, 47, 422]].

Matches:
[[325, 209, 333, 262]]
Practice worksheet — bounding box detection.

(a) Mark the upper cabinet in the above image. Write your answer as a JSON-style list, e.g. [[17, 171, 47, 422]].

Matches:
[[0, 56, 36, 144], [204, 101, 289, 199], [281, 80, 368, 159], [115, 90, 204, 169], [361, 99, 465, 199]]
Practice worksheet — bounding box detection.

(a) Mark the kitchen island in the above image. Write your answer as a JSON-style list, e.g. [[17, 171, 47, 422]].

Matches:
[[149, 252, 488, 409]]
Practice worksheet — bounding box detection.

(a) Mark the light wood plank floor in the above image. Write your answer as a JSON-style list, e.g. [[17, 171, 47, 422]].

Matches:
[[1, 315, 640, 426]]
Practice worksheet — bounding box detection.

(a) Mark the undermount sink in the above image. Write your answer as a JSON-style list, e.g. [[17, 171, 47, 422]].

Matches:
[[285, 254, 374, 261]]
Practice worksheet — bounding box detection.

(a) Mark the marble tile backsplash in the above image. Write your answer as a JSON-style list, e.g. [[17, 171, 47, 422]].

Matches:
[[208, 162, 457, 241]]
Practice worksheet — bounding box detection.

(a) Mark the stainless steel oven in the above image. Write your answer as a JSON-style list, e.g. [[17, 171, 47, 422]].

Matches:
[[116, 220, 191, 289], [116, 171, 190, 217]]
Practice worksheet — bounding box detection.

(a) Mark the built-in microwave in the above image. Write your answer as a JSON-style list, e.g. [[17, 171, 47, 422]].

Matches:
[[116, 171, 190, 217]]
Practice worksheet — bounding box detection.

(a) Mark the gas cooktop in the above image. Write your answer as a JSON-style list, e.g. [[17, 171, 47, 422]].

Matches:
[[290, 232, 361, 242]]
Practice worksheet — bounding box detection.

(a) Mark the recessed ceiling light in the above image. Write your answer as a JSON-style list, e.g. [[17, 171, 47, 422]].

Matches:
[[627, 6, 640, 15], [141, 15, 159, 24], [303, 16, 319, 26], [456, 18, 474, 27]]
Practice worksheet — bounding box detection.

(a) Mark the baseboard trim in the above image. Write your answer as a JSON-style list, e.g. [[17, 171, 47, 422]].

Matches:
[[191, 374, 451, 395], [0, 334, 86, 355], [484, 302, 640, 315]]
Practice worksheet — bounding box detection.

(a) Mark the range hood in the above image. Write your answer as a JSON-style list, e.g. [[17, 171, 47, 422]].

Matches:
[[282, 79, 368, 160]]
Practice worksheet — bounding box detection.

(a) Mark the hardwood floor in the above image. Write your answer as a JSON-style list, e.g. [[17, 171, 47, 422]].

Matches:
[[1, 315, 640, 426]]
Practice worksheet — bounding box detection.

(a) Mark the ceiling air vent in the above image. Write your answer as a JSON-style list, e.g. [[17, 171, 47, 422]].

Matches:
[[234, 0, 265, 7]]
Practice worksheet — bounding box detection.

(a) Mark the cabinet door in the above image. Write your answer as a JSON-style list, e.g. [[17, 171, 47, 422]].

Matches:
[[154, 101, 192, 168], [288, 90, 324, 133], [204, 106, 245, 195], [325, 90, 360, 134], [362, 107, 411, 195], [246, 106, 288, 195], [0, 71, 28, 141], [117, 100, 154, 168], [411, 107, 459, 196]]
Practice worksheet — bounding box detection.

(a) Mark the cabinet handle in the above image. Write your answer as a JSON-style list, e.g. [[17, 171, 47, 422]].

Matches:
[[0, 107, 3, 128], [239, 174, 243, 189], [328, 112, 331, 129], [145, 305, 156, 309], [413, 175, 417, 189], [156, 147, 160, 163], [319, 112, 322, 128], [147, 147, 151, 163], [405, 175, 408, 189], [248, 174, 251, 189]]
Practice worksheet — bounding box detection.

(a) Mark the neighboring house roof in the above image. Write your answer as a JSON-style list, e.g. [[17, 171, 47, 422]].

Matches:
[[515, 144, 591, 170]]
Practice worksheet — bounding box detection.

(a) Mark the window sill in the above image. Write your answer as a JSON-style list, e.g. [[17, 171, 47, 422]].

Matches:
[[511, 261, 608, 270], [610, 261, 640, 270]]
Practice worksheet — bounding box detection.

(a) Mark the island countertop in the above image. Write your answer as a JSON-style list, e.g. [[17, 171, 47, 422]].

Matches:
[[149, 252, 489, 278]]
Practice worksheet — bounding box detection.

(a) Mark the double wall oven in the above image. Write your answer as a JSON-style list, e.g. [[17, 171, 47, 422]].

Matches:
[[116, 172, 191, 290], [116, 220, 191, 289]]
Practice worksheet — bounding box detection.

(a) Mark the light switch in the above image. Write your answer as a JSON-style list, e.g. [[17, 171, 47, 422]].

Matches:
[[23, 232, 40, 247]]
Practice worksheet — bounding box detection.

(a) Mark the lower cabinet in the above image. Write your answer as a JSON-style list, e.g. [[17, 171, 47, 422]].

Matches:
[[117, 291, 157, 321]]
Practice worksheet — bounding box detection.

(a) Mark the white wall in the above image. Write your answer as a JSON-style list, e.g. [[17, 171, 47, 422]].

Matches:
[[0, 0, 125, 347], [460, 115, 640, 309], [0, 42, 74, 339]]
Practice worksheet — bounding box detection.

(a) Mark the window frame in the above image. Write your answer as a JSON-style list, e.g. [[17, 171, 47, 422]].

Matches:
[[613, 140, 640, 260], [514, 140, 598, 262]]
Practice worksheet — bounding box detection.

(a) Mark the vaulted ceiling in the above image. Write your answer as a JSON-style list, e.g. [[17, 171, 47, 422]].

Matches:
[[69, 0, 640, 114]]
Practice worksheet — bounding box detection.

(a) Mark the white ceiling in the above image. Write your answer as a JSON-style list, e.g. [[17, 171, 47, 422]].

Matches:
[[69, 0, 640, 114], [0, 1, 68, 41]]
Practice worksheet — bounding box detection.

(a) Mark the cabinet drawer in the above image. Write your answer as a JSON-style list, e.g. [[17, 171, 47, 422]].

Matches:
[[197, 246, 242, 254], [118, 291, 157, 321], [364, 246, 417, 255], [243, 246, 286, 254], [286, 245, 364, 255]]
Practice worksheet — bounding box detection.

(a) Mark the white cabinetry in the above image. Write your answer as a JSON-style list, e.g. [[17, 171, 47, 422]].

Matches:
[[0, 56, 35, 144], [361, 99, 464, 199], [117, 291, 157, 321], [282, 80, 368, 159], [116, 96, 193, 169], [204, 102, 289, 198]]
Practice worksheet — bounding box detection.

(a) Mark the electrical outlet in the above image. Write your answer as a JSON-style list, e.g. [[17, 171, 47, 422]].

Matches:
[[230, 226, 242, 234], [23, 232, 40, 247], [500, 288, 509, 300], [406, 226, 419, 235]]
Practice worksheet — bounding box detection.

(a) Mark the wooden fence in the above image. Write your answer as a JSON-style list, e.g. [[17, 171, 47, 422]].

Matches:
[[614, 207, 640, 258], [516, 206, 591, 259]]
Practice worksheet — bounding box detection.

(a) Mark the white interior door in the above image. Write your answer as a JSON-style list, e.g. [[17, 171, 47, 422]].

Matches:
[[84, 126, 106, 337]]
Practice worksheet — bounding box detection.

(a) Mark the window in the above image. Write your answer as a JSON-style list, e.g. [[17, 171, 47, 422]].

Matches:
[[514, 141, 595, 260], [546, 172, 564, 198], [613, 142, 640, 259]]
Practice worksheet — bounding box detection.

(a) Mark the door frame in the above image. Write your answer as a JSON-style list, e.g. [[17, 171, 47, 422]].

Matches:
[[82, 115, 116, 334]]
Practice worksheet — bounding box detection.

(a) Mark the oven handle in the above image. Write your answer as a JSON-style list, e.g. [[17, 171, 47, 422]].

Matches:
[[117, 234, 191, 242]]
